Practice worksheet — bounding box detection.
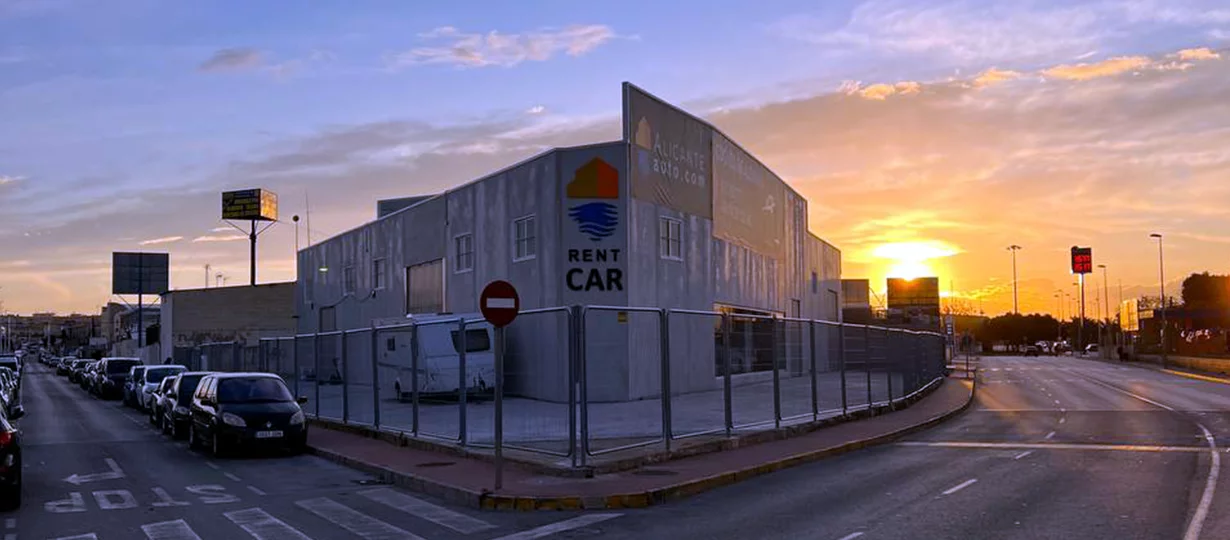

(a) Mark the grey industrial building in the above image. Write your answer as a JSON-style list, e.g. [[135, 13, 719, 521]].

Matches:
[[297, 83, 842, 402]]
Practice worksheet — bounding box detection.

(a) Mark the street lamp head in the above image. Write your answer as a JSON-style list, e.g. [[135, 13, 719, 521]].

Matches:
[[1097, 264, 1106, 269], [1149, 233, 1162, 239], [292, 215, 300, 223]]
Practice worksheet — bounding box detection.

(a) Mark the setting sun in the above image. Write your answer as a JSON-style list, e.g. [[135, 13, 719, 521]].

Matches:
[[872, 241, 960, 279]]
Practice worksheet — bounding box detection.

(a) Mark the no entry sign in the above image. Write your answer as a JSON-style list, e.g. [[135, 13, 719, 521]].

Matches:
[[480, 280, 520, 328]]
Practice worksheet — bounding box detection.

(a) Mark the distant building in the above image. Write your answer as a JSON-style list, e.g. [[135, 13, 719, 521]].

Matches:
[[841, 279, 874, 324], [160, 282, 296, 365]]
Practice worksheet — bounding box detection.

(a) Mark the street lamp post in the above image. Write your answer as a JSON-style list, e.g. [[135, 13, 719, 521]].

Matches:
[[1098, 264, 1109, 355], [1150, 233, 1167, 368], [1007, 245, 1022, 314]]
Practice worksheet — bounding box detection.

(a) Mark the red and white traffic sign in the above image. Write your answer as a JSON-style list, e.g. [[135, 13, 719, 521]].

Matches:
[[480, 280, 520, 328]]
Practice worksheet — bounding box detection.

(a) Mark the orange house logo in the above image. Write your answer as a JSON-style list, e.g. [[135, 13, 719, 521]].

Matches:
[[566, 158, 619, 241]]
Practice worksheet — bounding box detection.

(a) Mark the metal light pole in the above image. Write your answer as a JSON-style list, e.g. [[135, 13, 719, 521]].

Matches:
[[1098, 264, 1109, 353], [1150, 233, 1166, 368], [1007, 245, 1022, 314], [293, 215, 301, 280]]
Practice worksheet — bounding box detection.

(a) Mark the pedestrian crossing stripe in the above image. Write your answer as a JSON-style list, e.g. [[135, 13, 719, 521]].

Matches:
[[358, 487, 496, 534], [295, 497, 425, 539], [225, 508, 312, 540], [141, 519, 202, 540]]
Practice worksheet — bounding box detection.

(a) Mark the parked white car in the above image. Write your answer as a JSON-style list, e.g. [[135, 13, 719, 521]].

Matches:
[[375, 313, 496, 402], [139, 365, 187, 411]]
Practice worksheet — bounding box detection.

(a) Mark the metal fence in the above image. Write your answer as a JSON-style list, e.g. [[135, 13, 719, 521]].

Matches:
[[245, 306, 946, 468]]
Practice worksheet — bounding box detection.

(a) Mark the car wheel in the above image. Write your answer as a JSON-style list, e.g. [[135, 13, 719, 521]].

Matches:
[[0, 473, 19, 511], [211, 432, 228, 458], [170, 419, 183, 440], [188, 424, 200, 449]]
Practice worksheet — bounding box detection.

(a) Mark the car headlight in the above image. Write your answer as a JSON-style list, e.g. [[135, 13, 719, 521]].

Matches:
[[289, 411, 305, 425], [221, 412, 247, 427]]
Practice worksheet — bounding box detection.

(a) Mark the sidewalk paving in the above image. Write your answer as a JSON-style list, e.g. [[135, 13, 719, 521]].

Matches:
[[305, 374, 975, 511]]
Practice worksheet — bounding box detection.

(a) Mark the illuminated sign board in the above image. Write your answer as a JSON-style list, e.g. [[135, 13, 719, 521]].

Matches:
[[222, 189, 278, 221], [1070, 246, 1093, 274]]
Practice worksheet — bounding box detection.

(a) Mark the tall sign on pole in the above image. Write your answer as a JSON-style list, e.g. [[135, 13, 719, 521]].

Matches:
[[479, 280, 519, 491], [112, 252, 170, 352], [1070, 247, 1093, 354], [222, 189, 279, 286]]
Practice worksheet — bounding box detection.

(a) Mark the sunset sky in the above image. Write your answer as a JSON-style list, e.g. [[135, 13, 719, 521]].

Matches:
[[1, 0, 1228, 317]]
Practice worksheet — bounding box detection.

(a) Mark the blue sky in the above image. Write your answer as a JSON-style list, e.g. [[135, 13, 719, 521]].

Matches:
[[1, 0, 1229, 314]]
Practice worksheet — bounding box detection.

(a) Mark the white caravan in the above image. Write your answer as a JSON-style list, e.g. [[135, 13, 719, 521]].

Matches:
[[373, 313, 495, 402]]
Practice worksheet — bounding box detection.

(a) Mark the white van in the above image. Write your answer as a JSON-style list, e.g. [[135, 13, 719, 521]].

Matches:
[[374, 313, 495, 402]]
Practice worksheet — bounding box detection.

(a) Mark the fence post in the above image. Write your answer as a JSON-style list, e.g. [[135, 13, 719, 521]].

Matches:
[[458, 318, 468, 445], [839, 323, 848, 416], [772, 316, 781, 429], [341, 330, 350, 424], [864, 325, 872, 409], [809, 320, 818, 421], [313, 332, 320, 418], [232, 342, 240, 373], [660, 309, 672, 451], [723, 312, 733, 437], [578, 307, 589, 467], [259, 339, 267, 373], [411, 322, 419, 436], [371, 323, 380, 430], [568, 307, 578, 468]]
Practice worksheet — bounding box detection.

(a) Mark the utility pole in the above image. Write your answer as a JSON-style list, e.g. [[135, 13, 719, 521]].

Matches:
[[1007, 245, 1022, 314], [1150, 233, 1167, 368], [204, 264, 211, 289], [1098, 264, 1109, 353]]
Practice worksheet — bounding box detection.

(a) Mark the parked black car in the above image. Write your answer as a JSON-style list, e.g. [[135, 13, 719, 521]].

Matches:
[[188, 373, 308, 457], [96, 358, 141, 400], [124, 366, 147, 408], [0, 404, 24, 510], [160, 372, 211, 439]]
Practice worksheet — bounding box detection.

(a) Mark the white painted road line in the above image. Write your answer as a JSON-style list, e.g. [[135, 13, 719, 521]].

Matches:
[[4, 518, 13, 529], [52, 535, 97, 540], [4, 533, 14, 540], [225, 508, 312, 540], [1014, 451, 1033, 460], [248, 485, 267, 496], [489, 514, 623, 540], [204, 462, 221, 470], [358, 487, 496, 534], [1045, 431, 1056, 440], [836, 533, 865, 540], [142, 519, 203, 540], [942, 478, 978, 496], [295, 497, 424, 539], [224, 472, 242, 482], [1059, 417, 1067, 424]]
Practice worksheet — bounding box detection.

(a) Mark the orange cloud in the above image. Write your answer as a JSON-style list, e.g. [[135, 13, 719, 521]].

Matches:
[[973, 68, 1021, 87], [1175, 48, 1220, 61], [1042, 56, 1151, 80]]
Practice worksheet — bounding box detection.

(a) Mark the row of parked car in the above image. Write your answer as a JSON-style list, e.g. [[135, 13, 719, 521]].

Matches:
[[54, 358, 310, 457], [0, 352, 29, 511]]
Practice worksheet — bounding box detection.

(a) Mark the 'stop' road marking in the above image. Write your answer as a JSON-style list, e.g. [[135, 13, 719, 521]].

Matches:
[[941, 478, 978, 496], [225, 508, 312, 540], [295, 497, 424, 540], [52, 535, 98, 540], [142, 519, 202, 540], [358, 487, 495, 534], [836, 533, 865, 540], [488, 514, 623, 540]]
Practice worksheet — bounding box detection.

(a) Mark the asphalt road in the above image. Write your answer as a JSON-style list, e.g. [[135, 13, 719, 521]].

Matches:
[[594, 355, 1230, 540], [6, 362, 621, 540]]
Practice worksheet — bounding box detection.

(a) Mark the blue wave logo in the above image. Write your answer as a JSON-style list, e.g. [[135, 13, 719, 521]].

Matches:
[[568, 202, 618, 242]]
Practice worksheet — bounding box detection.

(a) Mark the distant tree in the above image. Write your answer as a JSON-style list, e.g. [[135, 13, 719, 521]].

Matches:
[[1182, 273, 1230, 310]]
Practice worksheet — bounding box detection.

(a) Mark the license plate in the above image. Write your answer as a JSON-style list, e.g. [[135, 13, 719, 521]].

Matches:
[[255, 430, 283, 439]]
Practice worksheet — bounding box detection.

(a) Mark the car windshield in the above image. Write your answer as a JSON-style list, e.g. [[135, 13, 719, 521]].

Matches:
[[145, 368, 183, 383], [106, 361, 139, 374], [217, 377, 293, 404]]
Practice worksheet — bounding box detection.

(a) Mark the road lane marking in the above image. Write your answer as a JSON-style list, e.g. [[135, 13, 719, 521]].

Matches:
[[295, 497, 424, 539], [248, 485, 267, 496], [898, 441, 1209, 453], [1160, 369, 1230, 385], [204, 462, 221, 470], [836, 533, 865, 540], [93, 489, 138, 510], [52, 535, 97, 540], [224, 472, 242, 482], [64, 458, 125, 485], [1072, 372, 1221, 540], [4, 533, 13, 540], [152, 487, 191, 507], [4, 519, 13, 529], [1014, 451, 1033, 460], [1045, 431, 1056, 440], [45, 492, 88, 513], [941, 479, 977, 495], [1059, 417, 1066, 424], [142, 519, 202, 540], [358, 487, 496, 533], [225, 508, 312, 540], [488, 514, 623, 540]]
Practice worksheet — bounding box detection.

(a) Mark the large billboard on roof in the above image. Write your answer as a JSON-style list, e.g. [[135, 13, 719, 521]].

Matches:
[[112, 252, 169, 295], [624, 83, 712, 218], [712, 130, 785, 257], [886, 277, 941, 314], [222, 189, 278, 221]]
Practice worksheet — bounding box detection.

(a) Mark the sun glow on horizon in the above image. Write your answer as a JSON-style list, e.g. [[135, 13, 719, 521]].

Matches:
[[872, 241, 960, 279]]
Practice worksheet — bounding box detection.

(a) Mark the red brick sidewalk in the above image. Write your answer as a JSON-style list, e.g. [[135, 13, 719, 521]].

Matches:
[[307, 376, 975, 510]]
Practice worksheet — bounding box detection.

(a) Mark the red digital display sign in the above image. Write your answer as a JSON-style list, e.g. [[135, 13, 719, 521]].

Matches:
[[1071, 246, 1093, 274]]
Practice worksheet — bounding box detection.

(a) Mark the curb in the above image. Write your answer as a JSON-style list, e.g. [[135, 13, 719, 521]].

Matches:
[[307, 376, 977, 511]]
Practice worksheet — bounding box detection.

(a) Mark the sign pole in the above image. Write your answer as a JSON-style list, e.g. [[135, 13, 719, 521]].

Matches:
[[494, 325, 504, 491], [250, 219, 258, 286], [1078, 274, 1085, 355]]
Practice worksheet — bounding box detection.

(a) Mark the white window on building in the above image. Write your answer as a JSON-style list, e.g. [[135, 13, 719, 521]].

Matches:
[[513, 215, 537, 261], [454, 234, 474, 272], [373, 258, 387, 290], [659, 217, 682, 260], [343, 265, 356, 295], [406, 259, 445, 314]]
